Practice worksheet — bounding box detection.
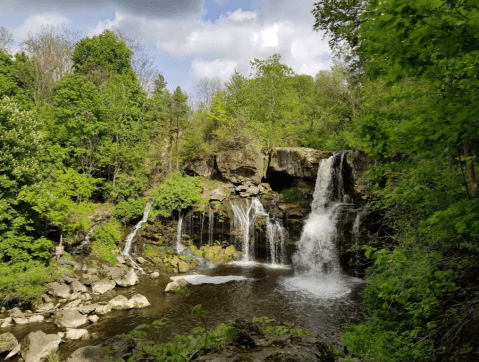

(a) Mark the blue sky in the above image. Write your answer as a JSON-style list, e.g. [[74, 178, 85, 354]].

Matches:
[[1, 0, 332, 97]]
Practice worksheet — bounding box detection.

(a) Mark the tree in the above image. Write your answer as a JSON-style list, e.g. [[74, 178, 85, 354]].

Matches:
[[72, 30, 133, 84], [194, 77, 223, 108], [0, 27, 14, 53], [0, 97, 52, 265], [21, 25, 78, 104], [170, 86, 189, 171]]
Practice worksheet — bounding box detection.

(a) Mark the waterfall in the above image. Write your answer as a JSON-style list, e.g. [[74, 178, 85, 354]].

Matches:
[[231, 198, 268, 261], [176, 213, 185, 254], [352, 212, 361, 243], [199, 211, 205, 244], [122, 202, 152, 258], [266, 217, 285, 265], [208, 207, 214, 245], [73, 225, 97, 254], [293, 153, 346, 276]]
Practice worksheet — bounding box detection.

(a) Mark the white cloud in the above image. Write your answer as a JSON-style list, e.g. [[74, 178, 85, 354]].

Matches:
[[191, 58, 238, 83], [13, 13, 70, 46]]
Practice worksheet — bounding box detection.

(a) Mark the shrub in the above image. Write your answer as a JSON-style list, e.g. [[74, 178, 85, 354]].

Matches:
[[114, 197, 146, 224], [152, 172, 203, 218], [91, 219, 122, 266]]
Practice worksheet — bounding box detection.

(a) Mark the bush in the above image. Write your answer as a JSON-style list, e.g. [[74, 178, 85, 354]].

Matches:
[[152, 172, 203, 218], [280, 187, 309, 205], [114, 197, 146, 224], [91, 219, 122, 266]]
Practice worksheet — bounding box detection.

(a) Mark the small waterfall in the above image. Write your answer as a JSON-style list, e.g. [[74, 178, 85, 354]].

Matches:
[[122, 202, 152, 258], [208, 207, 214, 245], [176, 213, 185, 254], [199, 211, 205, 244], [231, 198, 268, 261], [73, 225, 97, 254], [266, 217, 285, 265], [352, 212, 361, 243]]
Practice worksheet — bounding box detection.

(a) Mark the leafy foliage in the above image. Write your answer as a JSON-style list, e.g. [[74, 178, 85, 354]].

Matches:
[[91, 219, 122, 266], [152, 172, 203, 218], [114, 198, 147, 224]]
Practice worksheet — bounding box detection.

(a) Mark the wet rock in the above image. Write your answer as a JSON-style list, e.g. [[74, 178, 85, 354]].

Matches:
[[20, 330, 62, 362], [108, 295, 131, 310], [81, 273, 99, 286], [64, 299, 82, 309], [103, 266, 125, 280], [41, 294, 52, 303], [8, 307, 25, 319], [69, 292, 82, 300], [59, 298, 68, 303], [210, 188, 227, 202], [36, 302, 55, 313], [128, 294, 150, 309], [48, 282, 71, 299], [91, 280, 116, 294], [178, 260, 191, 273], [67, 344, 107, 362], [246, 185, 260, 195], [66, 329, 89, 340], [115, 269, 139, 287], [216, 148, 264, 185], [116, 255, 126, 264], [63, 276, 77, 284], [1, 317, 12, 328], [95, 304, 112, 315], [53, 309, 88, 328], [0, 332, 18, 353], [71, 280, 87, 294], [28, 315, 44, 323], [77, 304, 98, 315], [233, 329, 256, 349], [87, 315, 99, 324], [5, 343, 20, 359], [165, 278, 191, 293], [80, 293, 92, 302], [150, 271, 159, 278], [13, 317, 29, 325], [136, 257, 146, 264], [57, 332, 65, 339]]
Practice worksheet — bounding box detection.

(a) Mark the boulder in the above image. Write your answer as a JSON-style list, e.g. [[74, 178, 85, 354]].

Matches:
[[0, 332, 18, 353], [115, 269, 139, 287], [1, 317, 12, 328], [216, 148, 264, 185], [95, 305, 112, 315], [87, 315, 99, 324], [8, 307, 25, 319], [184, 156, 216, 178], [65, 329, 89, 340], [136, 257, 146, 264], [12, 317, 29, 325], [108, 295, 131, 310], [28, 315, 44, 323], [53, 309, 88, 328], [20, 331, 62, 362], [71, 280, 87, 294], [77, 304, 98, 315], [36, 302, 55, 313], [80, 293, 92, 301], [48, 282, 71, 299], [116, 255, 126, 264], [165, 278, 191, 293], [91, 280, 116, 294], [64, 299, 82, 309], [210, 187, 227, 202], [269, 147, 332, 180], [5, 343, 20, 360], [66, 345, 107, 362], [41, 294, 52, 303], [150, 272, 160, 279], [128, 294, 150, 309], [178, 261, 191, 273]]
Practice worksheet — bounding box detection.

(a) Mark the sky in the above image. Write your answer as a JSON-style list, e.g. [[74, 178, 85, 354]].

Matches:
[[0, 0, 332, 96]]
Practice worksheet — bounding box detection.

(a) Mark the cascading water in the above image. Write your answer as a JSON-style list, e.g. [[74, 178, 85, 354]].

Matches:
[[208, 207, 214, 245], [282, 152, 362, 298], [176, 213, 185, 254], [122, 202, 152, 258], [231, 198, 286, 265], [73, 225, 97, 254]]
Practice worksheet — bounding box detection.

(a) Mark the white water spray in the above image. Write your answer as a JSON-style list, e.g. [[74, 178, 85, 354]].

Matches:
[[208, 207, 214, 244], [267, 217, 286, 265], [176, 213, 185, 254], [73, 225, 97, 254]]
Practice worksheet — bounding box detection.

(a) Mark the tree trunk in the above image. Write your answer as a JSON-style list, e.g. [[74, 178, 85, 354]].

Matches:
[[464, 145, 478, 198]]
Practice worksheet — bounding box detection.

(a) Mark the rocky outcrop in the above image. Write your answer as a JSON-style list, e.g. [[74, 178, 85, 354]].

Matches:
[[216, 148, 264, 185], [20, 331, 62, 362], [114, 269, 139, 287], [269, 147, 332, 180], [346, 149, 370, 194], [184, 156, 217, 178]]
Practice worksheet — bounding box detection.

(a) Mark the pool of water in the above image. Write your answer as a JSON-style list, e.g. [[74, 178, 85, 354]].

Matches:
[[4, 262, 365, 360]]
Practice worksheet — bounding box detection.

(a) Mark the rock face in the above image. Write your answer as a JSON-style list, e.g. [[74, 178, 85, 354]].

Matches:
[[53, 309, 88, 328], [210, 187, 227, 202], [20, 331, 62, 362], [269, 147, 332, 180], [184, 156, 217, 178], [0, 332, 18, 353], [216, 148, 264, 185], [346, 149, 370, 193]]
